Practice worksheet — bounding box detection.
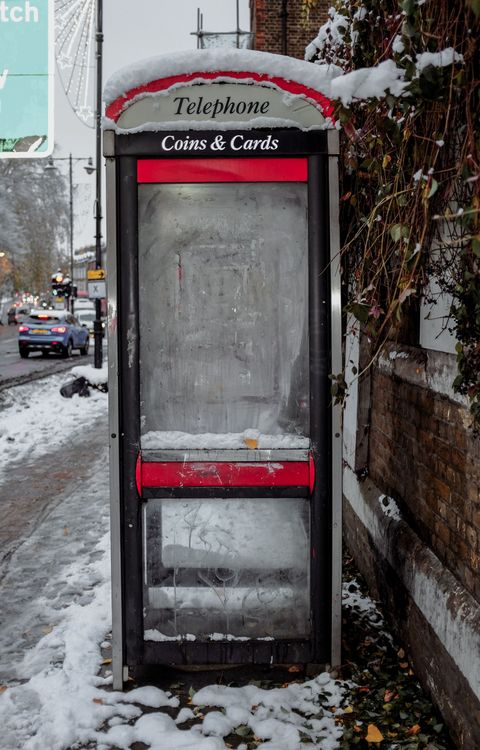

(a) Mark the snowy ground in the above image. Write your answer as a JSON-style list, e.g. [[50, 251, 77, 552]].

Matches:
[[0, 370, 108, 482]]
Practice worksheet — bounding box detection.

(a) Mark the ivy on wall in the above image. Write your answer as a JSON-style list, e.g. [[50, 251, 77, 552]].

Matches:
[[305, 0, 480, 424]]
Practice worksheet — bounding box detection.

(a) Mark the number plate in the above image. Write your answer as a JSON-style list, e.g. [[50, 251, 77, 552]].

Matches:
[[32, 328, 49, 334]]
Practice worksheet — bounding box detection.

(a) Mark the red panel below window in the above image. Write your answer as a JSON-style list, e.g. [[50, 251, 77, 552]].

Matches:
[[137, 158, 307, 184], [139, 460, 313, 490]]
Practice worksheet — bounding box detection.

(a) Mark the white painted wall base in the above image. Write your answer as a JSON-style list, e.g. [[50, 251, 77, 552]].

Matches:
[[344, 466, 480, 704]]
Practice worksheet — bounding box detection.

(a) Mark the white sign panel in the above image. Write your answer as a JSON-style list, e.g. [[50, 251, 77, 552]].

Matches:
[[88, 280, 106, 299], [115, 83, 327, 131]]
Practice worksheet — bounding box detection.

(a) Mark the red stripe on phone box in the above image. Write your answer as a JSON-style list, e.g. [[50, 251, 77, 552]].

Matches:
[[137, 157, 307, 183], [141, 461, 311, 489]]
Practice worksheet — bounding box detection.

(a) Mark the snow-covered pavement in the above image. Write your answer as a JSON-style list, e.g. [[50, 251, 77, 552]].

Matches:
[[0, 370, 108, 482]]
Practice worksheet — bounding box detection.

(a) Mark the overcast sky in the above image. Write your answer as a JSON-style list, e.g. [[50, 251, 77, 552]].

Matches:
[[53, 0, 250, 249]]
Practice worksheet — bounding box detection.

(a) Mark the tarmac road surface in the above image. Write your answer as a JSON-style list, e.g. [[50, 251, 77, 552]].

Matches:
[[0, 324, 95, 390]]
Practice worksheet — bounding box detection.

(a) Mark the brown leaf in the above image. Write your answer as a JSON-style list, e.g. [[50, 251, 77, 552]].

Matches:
[[384, 689, 396, 703], [92, 698, 104, 704], [288, 665, 302, 673], [397, 648, 405, 659], [365, 724, 384, 743], [399, 662, 409, 669], [63, 527, 70, 536], [407, 724, 422, 736], [0, 686, 7, 694], [101, 658, 112, 665]]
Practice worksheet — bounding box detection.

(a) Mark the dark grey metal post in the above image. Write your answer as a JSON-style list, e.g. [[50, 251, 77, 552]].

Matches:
[[308, 154, 331, 662], [93, 0, 104, 368], [69, 153, 74, 314], [236, 0, 240, 48]]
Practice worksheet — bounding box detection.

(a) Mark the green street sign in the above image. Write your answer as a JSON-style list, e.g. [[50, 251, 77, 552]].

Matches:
[[0, 0, 53, 158]]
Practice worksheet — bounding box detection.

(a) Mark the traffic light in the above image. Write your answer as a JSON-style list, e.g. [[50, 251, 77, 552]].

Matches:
[[51, 271, 65, 297], [51, 271, 73, 298], [63, 278, 73, 298]]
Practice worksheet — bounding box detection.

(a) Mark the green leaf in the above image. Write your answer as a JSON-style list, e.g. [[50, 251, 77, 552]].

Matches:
[[347, 302, 370, 324], [235, 725, 253, 737], [390, 223, 410, 242], [467, 0, 480, 17], [401, 0, 415, 14], [427, 178, 438, 198]]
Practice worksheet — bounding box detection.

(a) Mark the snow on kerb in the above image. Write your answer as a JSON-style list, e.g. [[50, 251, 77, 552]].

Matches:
[[104, 48, 340, 124]]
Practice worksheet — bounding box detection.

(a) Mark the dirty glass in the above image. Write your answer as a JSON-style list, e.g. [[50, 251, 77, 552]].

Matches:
[[138, 182, 309, 444], [143, 497, 310, 640]]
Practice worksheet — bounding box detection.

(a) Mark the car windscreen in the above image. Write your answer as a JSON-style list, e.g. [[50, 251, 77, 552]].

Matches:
[[78, 312, 95, 321]]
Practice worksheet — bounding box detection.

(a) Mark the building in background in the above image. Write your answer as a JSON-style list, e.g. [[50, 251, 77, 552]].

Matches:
[[250, 0, 328, 59]]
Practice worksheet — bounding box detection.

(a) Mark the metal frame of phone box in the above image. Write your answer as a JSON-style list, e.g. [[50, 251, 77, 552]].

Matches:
[[104, 127, 342, 689]]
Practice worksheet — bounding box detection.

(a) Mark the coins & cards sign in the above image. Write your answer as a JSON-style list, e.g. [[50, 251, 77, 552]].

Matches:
[[0, 0, 53, 157]]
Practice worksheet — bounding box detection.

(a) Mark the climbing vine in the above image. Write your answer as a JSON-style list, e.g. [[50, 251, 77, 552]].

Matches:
[[306, 0, 480, 423]]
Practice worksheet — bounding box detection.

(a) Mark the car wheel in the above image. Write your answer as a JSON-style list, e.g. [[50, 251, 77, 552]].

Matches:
[[62, 340, 73, 358], [79, 338, 89, 356], [19, 349, 29, 358]]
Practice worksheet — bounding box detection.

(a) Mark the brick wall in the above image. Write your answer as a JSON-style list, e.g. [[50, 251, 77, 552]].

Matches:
[[250, 0, 329, 60], [368, 357, 480, 603]]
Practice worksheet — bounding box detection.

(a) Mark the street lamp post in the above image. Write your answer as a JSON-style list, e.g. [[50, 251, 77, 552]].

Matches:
[[94, 0, 104, 369], [45, 153, 97, 312]]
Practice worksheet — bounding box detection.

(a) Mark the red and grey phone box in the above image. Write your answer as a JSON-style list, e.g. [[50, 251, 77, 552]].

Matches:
[[104, 49, 342, 689]]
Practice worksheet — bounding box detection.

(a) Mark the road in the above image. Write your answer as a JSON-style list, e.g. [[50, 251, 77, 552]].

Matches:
[[0, 323, 94, 389]]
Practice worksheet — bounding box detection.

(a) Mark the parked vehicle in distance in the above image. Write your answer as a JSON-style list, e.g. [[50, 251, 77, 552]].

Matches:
[[74, 298, 96, 310], [8, 305, 31, 325], [75, 308, 106, 337], [18, 309, 90, 358]]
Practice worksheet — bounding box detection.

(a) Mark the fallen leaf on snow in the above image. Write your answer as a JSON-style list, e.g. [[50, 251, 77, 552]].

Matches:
[[365, 724, 384, 743]]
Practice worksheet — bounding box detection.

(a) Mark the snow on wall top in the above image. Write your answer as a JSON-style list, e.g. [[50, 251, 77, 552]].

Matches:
[[104, 48, 342, 107]]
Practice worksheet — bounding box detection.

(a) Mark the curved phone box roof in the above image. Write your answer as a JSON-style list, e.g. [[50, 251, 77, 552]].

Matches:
[[103, 49, 340, 133]]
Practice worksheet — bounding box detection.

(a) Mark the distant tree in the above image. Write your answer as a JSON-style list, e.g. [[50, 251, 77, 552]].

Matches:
[[0, 159, 69, 295]]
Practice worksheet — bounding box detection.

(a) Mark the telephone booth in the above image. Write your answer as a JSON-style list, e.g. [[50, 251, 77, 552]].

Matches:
[[104, 50, 342, 689]]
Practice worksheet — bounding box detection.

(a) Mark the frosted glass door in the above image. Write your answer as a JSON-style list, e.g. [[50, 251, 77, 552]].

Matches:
[[143, 497, 310, 640], [138, 182, 309, 443]]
